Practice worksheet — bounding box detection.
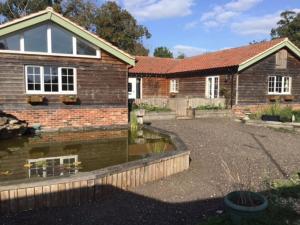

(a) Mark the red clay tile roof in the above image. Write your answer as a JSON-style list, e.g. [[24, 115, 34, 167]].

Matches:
[[129, 38, 287, 74]]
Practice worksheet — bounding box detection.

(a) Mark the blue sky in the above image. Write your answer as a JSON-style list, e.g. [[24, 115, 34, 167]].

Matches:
[[100, 0, 300, 56]]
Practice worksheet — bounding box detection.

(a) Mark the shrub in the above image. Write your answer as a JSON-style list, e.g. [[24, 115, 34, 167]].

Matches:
[[195, 104, 224, 111], [135, 103, 172, 112], [279, 107, 293, 122], [293, 110, 300, 122]]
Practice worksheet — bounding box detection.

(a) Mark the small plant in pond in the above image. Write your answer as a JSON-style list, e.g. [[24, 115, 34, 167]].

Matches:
[[130, 112, 138, 131], [146, 141, 167, 154]]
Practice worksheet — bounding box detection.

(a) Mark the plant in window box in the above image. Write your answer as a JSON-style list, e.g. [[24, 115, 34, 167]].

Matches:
[[60, 95, 78, 103], [284, 95, 294, 101], [27, 96, 44, 103], [268, 95, 280, 102]]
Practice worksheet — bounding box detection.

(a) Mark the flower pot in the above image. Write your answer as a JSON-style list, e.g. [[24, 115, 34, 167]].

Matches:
[[27, 96, 44, 104], [284, 95, 295, 101], [261, 115, 281, 122], [60, 96, 78, 104], [224, 191, 268, 225], [268, 95, 280, 102]]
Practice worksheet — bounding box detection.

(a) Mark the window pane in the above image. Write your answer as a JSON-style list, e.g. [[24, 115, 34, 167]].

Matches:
[[0, 33, 20, 50], [77, 38, 97, 56], [275, 76, 282, 93], [24, 24, 47, 52], [268, 77, 275, 93], [51, 25, 73, 54], [60, 68, 75, 92], [214, 77, 219, 98], [44, 66, 58, 92]]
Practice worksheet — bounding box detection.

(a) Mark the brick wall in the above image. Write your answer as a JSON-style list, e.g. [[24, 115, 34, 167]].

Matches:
[[3, 108, 128, 130]]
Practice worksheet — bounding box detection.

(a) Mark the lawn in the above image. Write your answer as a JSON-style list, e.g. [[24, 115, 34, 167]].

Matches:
[[200, 174, 300, 225]]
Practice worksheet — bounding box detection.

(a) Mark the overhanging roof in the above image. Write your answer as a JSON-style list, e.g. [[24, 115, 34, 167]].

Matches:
[[0, 7, 135, 66], [130, 38, 300, 75]]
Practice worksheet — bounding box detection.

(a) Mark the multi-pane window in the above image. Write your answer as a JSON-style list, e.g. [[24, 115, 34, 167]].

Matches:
[[27, 66, 41, 91], [26, 66, 76, 94], [44, 66, 59, 92], [206, 76, 219, 99], [0, 23, 99, 57], [170, 80, 179, 93], [61, 68, 74, 91], [268, 76, 291, 94]]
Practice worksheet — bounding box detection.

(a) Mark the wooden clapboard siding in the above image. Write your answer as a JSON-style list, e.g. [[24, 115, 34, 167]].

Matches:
[[142, 77, 169, 97], [238, 49, 300, 104], [0, 151, 190, 214], [0, 51, 128, 107]]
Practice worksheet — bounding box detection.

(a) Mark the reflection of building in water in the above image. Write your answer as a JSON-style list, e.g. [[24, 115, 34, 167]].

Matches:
[[27, 155, 78, 178]]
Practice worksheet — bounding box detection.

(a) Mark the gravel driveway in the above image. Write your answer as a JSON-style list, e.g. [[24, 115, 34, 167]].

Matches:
[[2, 118, 300, 225]]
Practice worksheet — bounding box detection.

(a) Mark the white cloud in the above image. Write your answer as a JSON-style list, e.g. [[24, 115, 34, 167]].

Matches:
[[231, 8, 300, 36], [116, 0, 195, 20], [185, 0, 262, 29], [173, 45, 207, 57]]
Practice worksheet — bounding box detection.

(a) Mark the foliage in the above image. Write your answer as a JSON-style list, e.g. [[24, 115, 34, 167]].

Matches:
[[94, 1, 151, 56], [130, 112, 138, 131], [177, 52, 186, 59], [249, 103, 300, 123], [200, 174, 300, 225], [271, 10, 300, 48], [220, 87, 231, 109], [195, 104, 224, 111], [135, 103, 172, 112], [153, 46, 173, 58], [0, 0, 151, 56]]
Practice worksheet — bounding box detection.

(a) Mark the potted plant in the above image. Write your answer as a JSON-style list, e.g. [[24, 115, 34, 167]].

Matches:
[[221, 159, 268, 225], [27, 96, 44, 104], [60, 95, 78, 104]]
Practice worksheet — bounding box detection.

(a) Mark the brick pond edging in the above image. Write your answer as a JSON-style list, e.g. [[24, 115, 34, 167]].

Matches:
[[0, 126, 190, 215]]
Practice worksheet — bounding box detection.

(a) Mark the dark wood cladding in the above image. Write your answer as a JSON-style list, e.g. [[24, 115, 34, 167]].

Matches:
[[238, 49, 300, 104], [0, 51, 128, 108]]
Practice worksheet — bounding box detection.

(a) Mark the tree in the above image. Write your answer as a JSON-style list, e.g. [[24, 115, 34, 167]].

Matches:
[[153, 46, 173, 58], [271, 10, 300, 48], [0, 0, 62, 21], [0, 0, 151, 55], [94, 1, 151, 56], [177, 52, 185, 59]]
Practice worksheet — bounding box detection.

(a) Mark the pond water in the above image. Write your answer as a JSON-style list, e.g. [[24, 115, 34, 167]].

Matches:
[[0, 129, 174, 184]]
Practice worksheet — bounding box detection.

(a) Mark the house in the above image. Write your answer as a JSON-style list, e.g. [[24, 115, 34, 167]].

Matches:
[[0, 7, 135, 130], [129, 38, 300, 115]]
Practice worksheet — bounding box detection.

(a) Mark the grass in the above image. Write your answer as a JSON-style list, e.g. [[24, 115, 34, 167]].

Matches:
[[134, 103, 172, 112], [200, 174, 300, 225]]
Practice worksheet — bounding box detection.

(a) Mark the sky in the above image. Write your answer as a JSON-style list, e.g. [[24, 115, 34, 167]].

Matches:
[[97, 0, 299, 57]]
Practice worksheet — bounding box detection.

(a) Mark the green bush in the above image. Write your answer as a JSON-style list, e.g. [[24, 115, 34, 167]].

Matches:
[[136, 103, 172, 112], [279, 107, 293, 122], [293, 110, 300, 122], [195, 104, 224, 111]]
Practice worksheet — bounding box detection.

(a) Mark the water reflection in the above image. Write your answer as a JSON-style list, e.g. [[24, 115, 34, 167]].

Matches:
[[0, 129, 173, 183]]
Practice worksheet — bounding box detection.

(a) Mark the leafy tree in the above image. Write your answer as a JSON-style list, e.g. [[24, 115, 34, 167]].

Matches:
[[94, 1, 151, 56], [0, 0, 62, 21], [153, 46, 173, 58], [0, 0, 151, 55], [177, 52, 185, 59], [271, 10, 300, 48]]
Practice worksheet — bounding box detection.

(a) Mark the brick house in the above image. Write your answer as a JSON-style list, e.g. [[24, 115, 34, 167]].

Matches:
[[0, 8, 135, 130], [129, 39, 300, 114]]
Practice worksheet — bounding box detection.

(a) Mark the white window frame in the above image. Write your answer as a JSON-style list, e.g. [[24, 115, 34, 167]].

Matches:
[[268, 75, 292, 95], [25, 65, 77, 95], [206, 76, 220, 99], [170, 79, 179, 93], [0, 24, 101, 59]]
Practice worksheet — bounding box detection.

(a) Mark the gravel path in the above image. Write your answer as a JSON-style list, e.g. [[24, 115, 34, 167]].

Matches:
[[2, 118, 300, 225]]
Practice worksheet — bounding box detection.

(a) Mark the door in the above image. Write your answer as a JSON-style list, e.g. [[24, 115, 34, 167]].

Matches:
[[128, 78, 137, 99], [206, 76, 219, 99]]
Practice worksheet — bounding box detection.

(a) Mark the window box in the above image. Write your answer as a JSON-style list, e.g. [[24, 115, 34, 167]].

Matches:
[[268, 95, 280, 102], [170, 92, 177, 98], [27, 95, 44, 103], [284, 95, 295, 101], [60, 95, 78, 103]]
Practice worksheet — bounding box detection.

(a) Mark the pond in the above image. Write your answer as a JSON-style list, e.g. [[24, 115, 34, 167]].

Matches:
[[0, 129, 174, 184]]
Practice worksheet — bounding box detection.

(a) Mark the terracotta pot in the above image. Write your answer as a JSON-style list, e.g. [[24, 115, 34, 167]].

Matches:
[[27, 96, 44, 103]]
